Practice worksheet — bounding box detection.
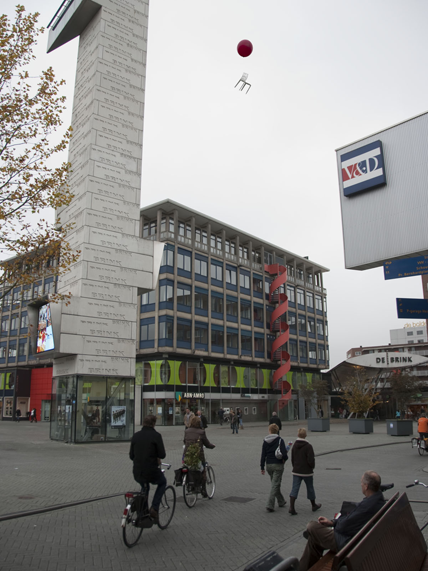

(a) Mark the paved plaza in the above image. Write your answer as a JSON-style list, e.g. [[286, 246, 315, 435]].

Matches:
[[1, 419, 428, 571]]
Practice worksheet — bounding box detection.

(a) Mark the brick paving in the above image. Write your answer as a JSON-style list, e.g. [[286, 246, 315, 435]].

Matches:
[[1, 419, 428, 571]]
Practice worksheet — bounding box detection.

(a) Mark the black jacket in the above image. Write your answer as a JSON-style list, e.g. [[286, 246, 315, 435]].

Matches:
[[199, 414, 208, 429], [291, 438, 315, 476], [260, 434, 288, 470], [334, 491, 385, 550], [269, 416, 282, 430], [129, 426, 166, 480]]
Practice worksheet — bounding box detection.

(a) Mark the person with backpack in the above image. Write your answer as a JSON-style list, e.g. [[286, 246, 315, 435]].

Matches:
[[260, 423, 288, 512]]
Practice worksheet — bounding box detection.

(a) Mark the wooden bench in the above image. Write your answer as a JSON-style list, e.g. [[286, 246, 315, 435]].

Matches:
[[246, 492, 427, 571], [308, 491, 428, 571]]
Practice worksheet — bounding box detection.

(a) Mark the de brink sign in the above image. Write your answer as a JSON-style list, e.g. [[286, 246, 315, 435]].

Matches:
[[347, 352, 428, 369]]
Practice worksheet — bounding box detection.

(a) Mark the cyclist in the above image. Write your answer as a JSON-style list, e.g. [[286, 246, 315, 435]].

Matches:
[[183, 416, 215, 496], [129, 414, 166, 521], [418, 412, 428, 440]]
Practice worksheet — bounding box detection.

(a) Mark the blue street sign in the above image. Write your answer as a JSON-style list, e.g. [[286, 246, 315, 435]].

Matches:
[[384, 255, 428, 280], [396, 298, 428, 319]]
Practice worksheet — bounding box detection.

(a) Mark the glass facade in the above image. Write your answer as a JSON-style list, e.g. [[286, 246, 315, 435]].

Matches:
[[50, 375, 135, 443], [138, 358, 326, 425]]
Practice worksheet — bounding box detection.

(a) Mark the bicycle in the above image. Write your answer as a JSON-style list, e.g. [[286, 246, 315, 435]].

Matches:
[[406, 480, 428, 532], [182, 459, 216, 508], [121, 463, 176, 548], [406, 479, 428, 489], [411, 436, 428, 456]]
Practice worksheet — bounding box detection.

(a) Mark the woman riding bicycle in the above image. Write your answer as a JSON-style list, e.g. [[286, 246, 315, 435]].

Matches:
[[183, 416, 215, 497]]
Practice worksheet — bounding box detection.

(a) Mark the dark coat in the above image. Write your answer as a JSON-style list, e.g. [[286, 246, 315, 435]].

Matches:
[[269, 415, 282, 430], [199, 414, 208, 429], [260, 434, 288, 470], [334, 491, 385, 550], [183, 427, 215, 464], [129, 426, 166, 480], [291, 438, 315, 476]]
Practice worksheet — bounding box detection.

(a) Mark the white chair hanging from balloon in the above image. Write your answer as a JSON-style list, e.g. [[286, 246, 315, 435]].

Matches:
[[235, 73, 251, 94]]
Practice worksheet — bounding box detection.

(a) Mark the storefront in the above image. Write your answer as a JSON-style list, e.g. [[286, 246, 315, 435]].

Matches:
[[137, 358, 322, 425], [50, 375, 135, 443], [0, 369, 31, 421]]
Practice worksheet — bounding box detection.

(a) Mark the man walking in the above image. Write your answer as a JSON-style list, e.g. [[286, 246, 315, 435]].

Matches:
[[218, 407, 224, 426], [197, 409, 208, 429], [269, 411, 282, 433], [184, 408, 195, 429], [129, 415, 166, 521]]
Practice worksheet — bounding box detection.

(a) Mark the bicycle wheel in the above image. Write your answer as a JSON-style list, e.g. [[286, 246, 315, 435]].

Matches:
[[183, 475, 198, 508], [205, 466, 216, 499], [158, 485, 176, 529], [418, 441, 426, 456], [122, 500, 143, 548]]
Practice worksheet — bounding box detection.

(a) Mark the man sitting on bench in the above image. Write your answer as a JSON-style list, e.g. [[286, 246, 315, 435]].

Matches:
[[299, 471, 385, 571]]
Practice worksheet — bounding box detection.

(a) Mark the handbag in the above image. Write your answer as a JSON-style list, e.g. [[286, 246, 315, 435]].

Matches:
[[275, 437, 283, 460]]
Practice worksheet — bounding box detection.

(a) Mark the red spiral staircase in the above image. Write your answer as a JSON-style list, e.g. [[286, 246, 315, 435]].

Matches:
[[265, 263, 291, 410]]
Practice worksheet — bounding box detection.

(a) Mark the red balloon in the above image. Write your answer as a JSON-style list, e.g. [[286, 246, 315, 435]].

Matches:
[[237, 39, 253, 58]]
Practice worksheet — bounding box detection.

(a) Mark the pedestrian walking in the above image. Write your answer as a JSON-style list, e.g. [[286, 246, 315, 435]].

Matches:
[[236, 407, 244, 429], [218, 407, 224, 426], [197, 409, 208, 429], [183, 408, 194, 429], [260, 423, 288, 512], [30, 408, 37, 423], [289, 428, 321, 515], [15, 409, 21, 422], [230, 408, 238, 434], [269, 411, 282, 433]]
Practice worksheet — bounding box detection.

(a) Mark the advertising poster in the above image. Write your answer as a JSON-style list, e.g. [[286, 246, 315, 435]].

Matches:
[[111, 406, 126, 428], [37, 303, 55, 353]]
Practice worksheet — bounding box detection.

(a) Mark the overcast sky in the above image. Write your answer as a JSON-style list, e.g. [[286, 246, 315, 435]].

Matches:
[[6, 0, 428, 368]]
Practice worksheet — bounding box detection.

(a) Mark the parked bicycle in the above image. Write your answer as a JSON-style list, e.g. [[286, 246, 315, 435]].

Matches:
[[121, 463, 176, 548], [411, 436, 428, 456]]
